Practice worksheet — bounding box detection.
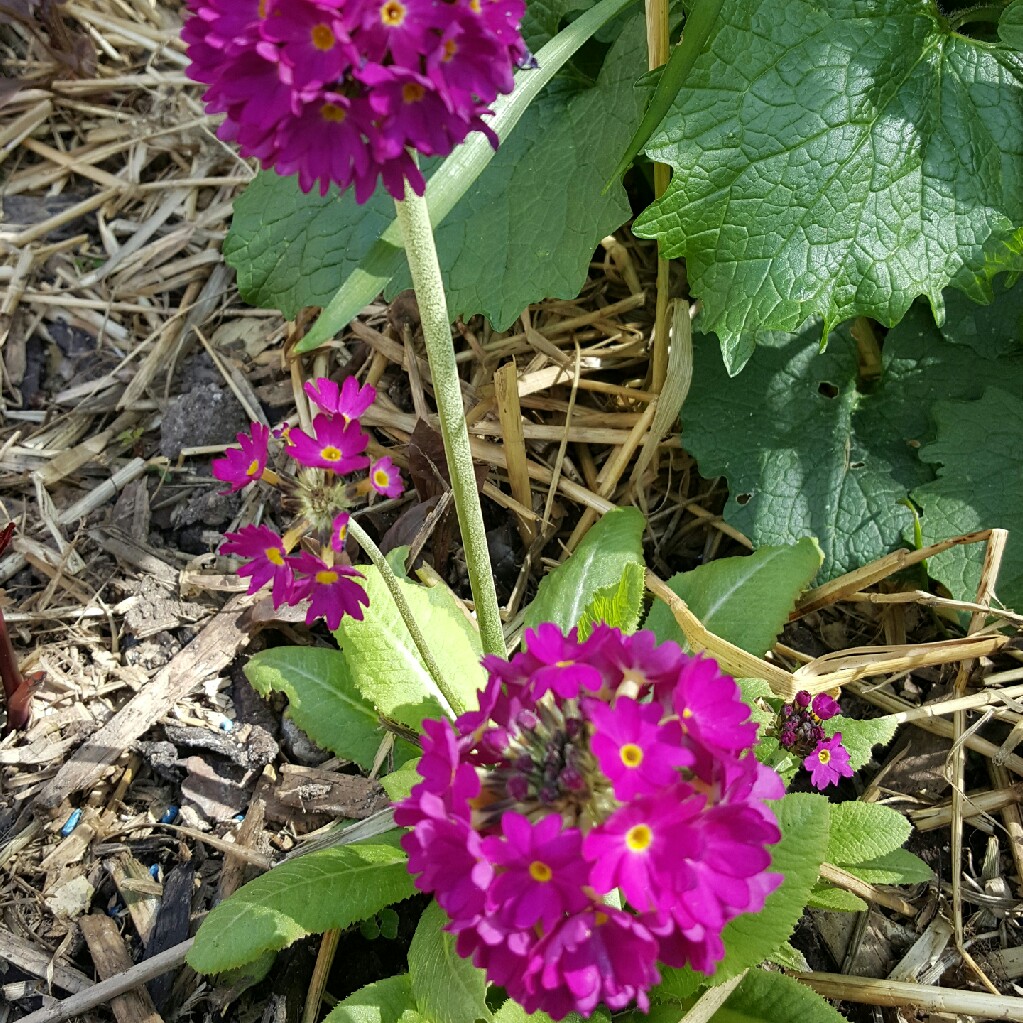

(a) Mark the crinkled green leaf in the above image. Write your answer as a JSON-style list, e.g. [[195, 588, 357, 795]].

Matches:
[[323, 975, 426, 1023], [634, 0, 1023, 362], [807, 882, 868, 913], [826, 714, 897, 772], [334, 566, 485, 726], [850, 848, 933, 885], [409, 900, 492, 1023], [768, 942, 810, 972], [524, 507, 645, 632], [644, 538, 822, 656], [912, 388, 1023, 612], [577, 560, 645, 639], [653, 793, 830, 1001], [1000, 0, 1023, 49], [494, 1001, 608, 1023], [380, 757, 421, 802], [224, 2, 645, 333], [188, 845, 415, 975], [245, 647, 408, 771], [712, 967, 848, 1023], [827, 802, 911, 865], [681, 308, 1023, 582], [938, 275, 1023, 357]]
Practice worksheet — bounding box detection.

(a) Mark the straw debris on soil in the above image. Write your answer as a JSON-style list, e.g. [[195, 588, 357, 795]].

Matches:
[[3, 3, 1023, 1023]]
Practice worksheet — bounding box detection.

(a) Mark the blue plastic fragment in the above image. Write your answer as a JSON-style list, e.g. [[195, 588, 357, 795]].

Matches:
[[218, 717, 233, 732], [60, 808, 82, 837], [159, 806, 179, 824], [149, 864, 162, 881], [233, 814, 246, 823]]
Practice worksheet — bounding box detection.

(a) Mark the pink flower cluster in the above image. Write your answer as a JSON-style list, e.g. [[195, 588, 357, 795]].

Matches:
[[776, 690, 854, 790], [214, 376, 405, 629], [182, 0, 527, 202], [396, 626, 783, 1019]]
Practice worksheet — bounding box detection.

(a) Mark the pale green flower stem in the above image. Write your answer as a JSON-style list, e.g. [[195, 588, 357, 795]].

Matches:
[[394, 184, 506, 659], [346, 516, 466, 718]]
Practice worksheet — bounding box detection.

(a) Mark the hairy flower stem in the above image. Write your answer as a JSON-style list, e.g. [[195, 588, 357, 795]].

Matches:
[[346, 517, 466, 718], [394, 183, 506, 659]]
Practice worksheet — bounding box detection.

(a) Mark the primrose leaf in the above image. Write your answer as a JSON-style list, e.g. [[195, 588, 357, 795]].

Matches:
[[681, 309, 1023, 582], [807, 882, 868, 913], [187, 845, 415, 975], [379, 758, 421, 803], [224, 8, 646, 332], [653, 792, 830, 1001], [850, 848, 933, 886], [494, 1001, 609, 1023], [644, 538, 822, 656], [633, 0, 1023, 362], [523, 507, 645, 633], [323, 975, 426, 1023], [334, 566, 486, 726], [827, 802, 911, 865], [245, 646, 410, 772], [577, 560, 646, 639], [713, 967, 848, 1023], [409, 900, 492, 1023], [826, 715, 897, 772], [1001, 0, 1023, 50], [912, 388, 1023, 612]]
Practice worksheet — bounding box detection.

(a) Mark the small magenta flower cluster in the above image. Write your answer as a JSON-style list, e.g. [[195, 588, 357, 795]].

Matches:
[[214, 377, 404, 630], [396, 625, 783, 1019], [775, 690, 854, 790], [182, 0, 527, 202]]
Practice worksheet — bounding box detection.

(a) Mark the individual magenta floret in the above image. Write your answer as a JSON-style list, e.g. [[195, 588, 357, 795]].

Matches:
[[182, 0, 528, 202], [804, 732, 854, 789], [396, 627, 782, 1020], [369, 457, 405, 498], [287, 414, 371, 473], [212, 423, 270, 493]]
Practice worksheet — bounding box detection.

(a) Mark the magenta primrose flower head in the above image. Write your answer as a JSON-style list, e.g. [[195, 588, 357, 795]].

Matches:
[[216, 375, 405, 631], [396, 626, 783, 1019], [774, 689, 854, 791], [182, 0, 528, 202]]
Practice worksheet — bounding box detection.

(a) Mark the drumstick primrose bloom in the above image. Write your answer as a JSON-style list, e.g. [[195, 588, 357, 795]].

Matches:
[[181, 0, 529, 202], [213, 376, 404, 629], [396, 626, 783, 1019]]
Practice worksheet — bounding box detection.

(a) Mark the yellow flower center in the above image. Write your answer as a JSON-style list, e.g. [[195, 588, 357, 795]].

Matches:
[[316, 569, 340, 585], [443, 38, 457, 62], [310, 23, 335, 50], [402, 82, 426, 103], [625, 824, 652, 852], [258, 0, 268, 17], [320, 444, 343, 461], [320, 104, 346, 124], [681, 707, 694, 719], [381, 0, 406, 26], [818, 749, 832, 765], [469, 0, 481, 11], [246, 458, 261, 477], [555, 659, 574, 668], [265, 547, 285, 566], [373, 469, 390, 487], [528, 860, 552, 883], [620, 743, 643, 768]]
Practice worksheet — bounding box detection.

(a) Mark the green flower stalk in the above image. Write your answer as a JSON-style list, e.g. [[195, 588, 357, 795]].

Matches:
[[394, 184, 506, 659]]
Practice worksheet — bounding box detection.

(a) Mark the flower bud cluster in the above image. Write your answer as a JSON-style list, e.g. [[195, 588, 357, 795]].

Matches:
[[182, 0, 528, 202], [774, 690, 854, 790], [214, 376, 404, 630], [396, 625, 784, 1019]]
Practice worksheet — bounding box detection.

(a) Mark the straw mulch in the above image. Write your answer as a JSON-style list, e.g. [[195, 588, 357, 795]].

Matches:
[[3, 3, 1023, 1022]]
